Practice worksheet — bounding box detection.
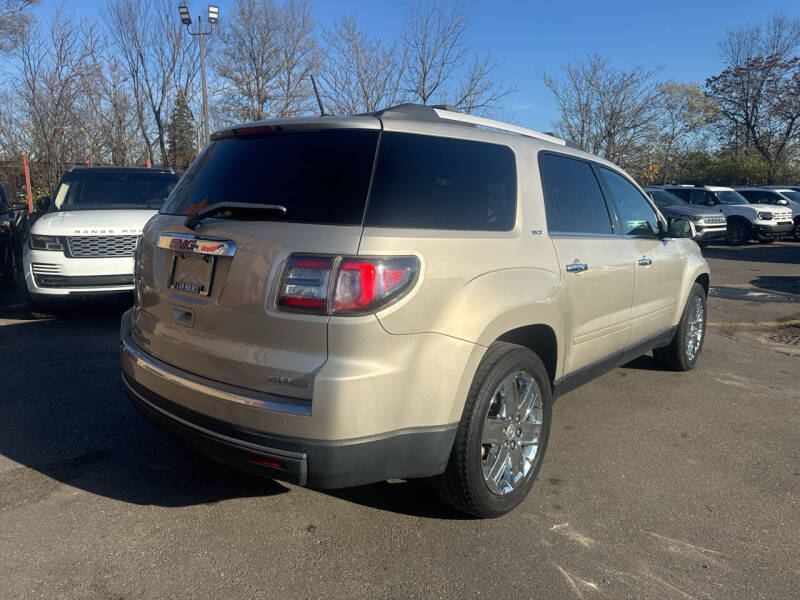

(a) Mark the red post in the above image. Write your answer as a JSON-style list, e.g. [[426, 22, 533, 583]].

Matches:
[[23, 155, 32, 214], [146, 158, 151, 168], [87, 155, 92, 167]]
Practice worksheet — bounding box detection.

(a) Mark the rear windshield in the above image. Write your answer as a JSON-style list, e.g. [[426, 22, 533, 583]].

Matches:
[[365, 133, 516, 230], [54, 171, 179, 211], [161, 129, 517, 231], [162, 130, 379, 225]]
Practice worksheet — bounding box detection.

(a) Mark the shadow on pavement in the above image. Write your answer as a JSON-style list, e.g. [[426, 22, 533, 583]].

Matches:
[[701, 243, 800, 265], [750, 275, 800, 296], [0, 306, 462, 517], [0, 312, 287, 509]]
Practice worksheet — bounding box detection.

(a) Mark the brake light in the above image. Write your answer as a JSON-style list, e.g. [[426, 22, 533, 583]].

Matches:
[[277, 255, 419, 315]]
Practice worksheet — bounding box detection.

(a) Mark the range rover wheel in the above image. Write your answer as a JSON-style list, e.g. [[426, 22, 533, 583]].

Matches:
[[431, 342, 552, 518], [726, 221, 749, 245], [793, 219, 800, 242], [653, 283, 707, 371]]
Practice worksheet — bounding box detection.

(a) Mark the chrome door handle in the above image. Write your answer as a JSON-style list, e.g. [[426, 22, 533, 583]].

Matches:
[[566, 263, 588, 273], [638, 257, 652, 266]]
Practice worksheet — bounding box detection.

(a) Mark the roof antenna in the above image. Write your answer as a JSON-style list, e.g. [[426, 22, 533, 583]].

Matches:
[[310, 75, 328, 117]]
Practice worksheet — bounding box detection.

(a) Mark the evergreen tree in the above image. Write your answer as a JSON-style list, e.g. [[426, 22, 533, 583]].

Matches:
[[167, 89, 197, 170]]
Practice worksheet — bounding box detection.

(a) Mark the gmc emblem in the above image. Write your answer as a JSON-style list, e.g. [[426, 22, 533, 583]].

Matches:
[[169, 238, 198, 251]]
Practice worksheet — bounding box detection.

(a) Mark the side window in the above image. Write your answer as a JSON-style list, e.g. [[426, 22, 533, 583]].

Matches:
[[539, 154, 613, 234], [668, 188, 690, 202], [597, 167, 659, 237], [689, 190, 715, 206], [366, 133, 516, 231]]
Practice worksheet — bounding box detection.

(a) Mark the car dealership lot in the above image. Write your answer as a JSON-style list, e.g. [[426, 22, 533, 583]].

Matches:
[[1, 242, 798, 599]]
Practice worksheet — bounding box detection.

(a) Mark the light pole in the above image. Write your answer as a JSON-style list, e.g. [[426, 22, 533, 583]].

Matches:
[[178, 3, 218, 147]]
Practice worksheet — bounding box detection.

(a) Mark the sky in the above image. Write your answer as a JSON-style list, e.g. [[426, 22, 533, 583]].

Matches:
[[27, 0, 800, 131]]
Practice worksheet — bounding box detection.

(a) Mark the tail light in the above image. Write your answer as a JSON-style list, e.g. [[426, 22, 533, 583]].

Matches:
[[278, 255, 420, 315]]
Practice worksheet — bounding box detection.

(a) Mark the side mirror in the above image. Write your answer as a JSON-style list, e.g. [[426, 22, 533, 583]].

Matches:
[[776, 198, 788, 205], [35, 195, 50, 212], [668, 217, 695, 239]]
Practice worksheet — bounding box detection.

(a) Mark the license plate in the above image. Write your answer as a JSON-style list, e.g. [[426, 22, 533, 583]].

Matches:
[[168, 252, 215, 296]]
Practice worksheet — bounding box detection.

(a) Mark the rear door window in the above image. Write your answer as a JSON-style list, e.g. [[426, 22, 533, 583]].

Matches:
[[539, 153, 613, 234], [365, 133, 517, 231], [162, 130, 379, 225]]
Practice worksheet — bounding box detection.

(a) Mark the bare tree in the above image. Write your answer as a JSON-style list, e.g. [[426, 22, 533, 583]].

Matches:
[[15, 8, 99, 190], [104, 0, 187, 167], [654, 82, 716, 183], [542, 55, 663, 165], [0, 0, 38, 54], [215, 0, 317, 122], [403, 1, 511, 113], [319, 15, 407, 114], [719, 14, 800, 68]]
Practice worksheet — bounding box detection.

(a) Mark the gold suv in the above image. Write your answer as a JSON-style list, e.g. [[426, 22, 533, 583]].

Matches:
[[120, 105, 709, 517]]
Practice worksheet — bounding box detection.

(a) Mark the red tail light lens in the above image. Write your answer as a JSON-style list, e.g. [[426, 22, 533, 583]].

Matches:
[[277, 255, 419, 315], [332, 257, 419, 314]]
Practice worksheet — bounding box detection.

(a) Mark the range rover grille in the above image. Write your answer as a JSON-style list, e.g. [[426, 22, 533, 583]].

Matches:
[[702, 216, 726, 225], [67, 235, 139, 258]]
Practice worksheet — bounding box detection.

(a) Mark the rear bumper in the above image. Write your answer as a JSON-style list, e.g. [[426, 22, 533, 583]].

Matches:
[[119, 310, 463, 488], [123, 369, 456, 488]]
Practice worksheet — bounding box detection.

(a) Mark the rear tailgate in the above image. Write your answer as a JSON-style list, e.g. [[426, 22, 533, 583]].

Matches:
[[131, 122, 380, 399]]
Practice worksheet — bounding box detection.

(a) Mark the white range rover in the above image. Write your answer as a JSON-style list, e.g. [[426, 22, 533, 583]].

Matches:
[[24, 167, 178, 312]]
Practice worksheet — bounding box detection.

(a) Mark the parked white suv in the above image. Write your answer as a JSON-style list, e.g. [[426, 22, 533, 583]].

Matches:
[[661, 185, 792, 244], [24, 167, 178, 312]]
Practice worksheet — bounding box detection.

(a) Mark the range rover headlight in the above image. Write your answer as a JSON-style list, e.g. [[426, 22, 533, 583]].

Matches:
[[29, 234, 64, 251], [685, 215, 704, 222], [757, 212, 773, 220]]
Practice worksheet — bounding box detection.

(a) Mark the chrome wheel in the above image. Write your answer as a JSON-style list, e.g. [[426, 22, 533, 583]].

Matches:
[[481, 371, 543, 496], [685, 295, 704, 361]]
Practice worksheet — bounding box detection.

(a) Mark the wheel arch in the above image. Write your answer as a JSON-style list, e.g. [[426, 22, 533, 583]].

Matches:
[[495, 324, 558, 385]]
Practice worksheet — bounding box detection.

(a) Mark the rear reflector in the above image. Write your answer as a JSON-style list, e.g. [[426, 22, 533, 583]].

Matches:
[[243, 453, 284, 470], [277, 254, 420, 315]]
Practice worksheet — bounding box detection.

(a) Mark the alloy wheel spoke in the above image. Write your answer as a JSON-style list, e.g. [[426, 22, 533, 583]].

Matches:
[[486, 446, 510, 490], [482, 418, 508, 446], [509, 444, 525, 477], [518, 421, 541, 444]]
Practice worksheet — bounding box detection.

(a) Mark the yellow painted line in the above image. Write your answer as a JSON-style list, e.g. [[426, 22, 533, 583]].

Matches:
[[708, 319, 800, 328]]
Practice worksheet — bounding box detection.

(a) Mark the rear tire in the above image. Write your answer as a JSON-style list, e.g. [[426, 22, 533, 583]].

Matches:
[[653, 283, 707, 371], [431, 342, 552, 518], [0, 243, 20, 290]]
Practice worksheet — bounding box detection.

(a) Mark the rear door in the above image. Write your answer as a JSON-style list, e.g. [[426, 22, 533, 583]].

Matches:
[[596, 167, 685, 344], [133, 124, 380, 398], [540, 153, 634, 374]]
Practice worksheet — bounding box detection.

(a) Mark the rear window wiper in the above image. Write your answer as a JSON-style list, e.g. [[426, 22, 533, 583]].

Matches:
[[185, 202, 288, 230]]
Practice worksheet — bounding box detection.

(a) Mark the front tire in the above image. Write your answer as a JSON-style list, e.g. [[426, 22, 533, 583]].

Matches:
[[726, 221, 749, 245], [793, 218, 800, 242], [653, 283, 707, 371], [431, 343, 552, 518]]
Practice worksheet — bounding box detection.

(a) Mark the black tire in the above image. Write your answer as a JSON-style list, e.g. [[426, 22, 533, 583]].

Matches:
[[793, 218, 800, 242], [653, 283, 707, 371], [726, 220, 749, 245], [0, 242, 20, 290], [431, 342, 552, 518]]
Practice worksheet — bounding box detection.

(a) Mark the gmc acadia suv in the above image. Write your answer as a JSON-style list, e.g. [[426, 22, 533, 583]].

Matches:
[[120, 105, 709, 517]]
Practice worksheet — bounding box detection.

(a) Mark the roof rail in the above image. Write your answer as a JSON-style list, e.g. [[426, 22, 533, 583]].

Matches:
[[431, 108, 567, 146]]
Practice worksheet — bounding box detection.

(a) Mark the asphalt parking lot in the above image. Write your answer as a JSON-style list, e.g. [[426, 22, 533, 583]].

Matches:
[[1, 241, 798, 599]]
